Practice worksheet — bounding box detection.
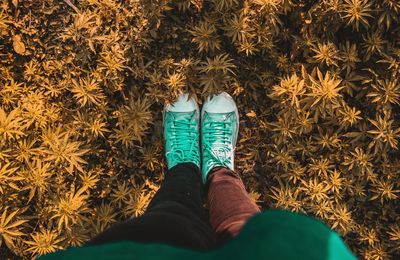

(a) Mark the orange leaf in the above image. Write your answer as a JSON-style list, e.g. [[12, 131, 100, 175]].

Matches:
[[12, 35, 25, 55], [246, 110, 257, 118]]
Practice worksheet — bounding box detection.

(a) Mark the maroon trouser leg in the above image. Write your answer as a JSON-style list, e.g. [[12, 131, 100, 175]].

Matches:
[[207, 167, 261, 244]]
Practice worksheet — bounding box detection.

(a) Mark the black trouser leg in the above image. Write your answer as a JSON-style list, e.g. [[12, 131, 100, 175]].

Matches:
[[87, 163, 217, 250]]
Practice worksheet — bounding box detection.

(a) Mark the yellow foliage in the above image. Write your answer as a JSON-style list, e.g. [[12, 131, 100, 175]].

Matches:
[[0, 0, 399, 258]]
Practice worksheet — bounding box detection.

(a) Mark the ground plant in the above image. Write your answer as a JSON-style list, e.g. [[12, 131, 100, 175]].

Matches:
[[0, 0, 400, 259]]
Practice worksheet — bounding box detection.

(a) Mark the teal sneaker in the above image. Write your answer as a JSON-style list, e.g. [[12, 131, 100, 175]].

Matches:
[[163, 94, 200, 170], [201, 92, 239, 183]]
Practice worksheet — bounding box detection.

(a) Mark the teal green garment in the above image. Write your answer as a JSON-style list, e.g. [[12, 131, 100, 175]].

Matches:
[[40, 210, 356, 260]]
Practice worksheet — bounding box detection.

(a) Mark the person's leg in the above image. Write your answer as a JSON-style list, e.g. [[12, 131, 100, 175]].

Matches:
[[87, 163, 217, 250], [88, 94, 217, 250], [200, 92, 260, 245], [206, 167, 260, 244]]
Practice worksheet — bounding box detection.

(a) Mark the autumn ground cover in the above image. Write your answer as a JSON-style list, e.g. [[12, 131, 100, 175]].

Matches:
[[0, 0, 400, 259]]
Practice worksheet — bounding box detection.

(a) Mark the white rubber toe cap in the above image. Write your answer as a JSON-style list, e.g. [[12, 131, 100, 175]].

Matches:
[[202, 92, 237, 113], [165, 94, 199, 113]]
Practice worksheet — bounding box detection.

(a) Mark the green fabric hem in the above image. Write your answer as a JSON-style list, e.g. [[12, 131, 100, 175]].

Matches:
[[39, 210, 357, 260]]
